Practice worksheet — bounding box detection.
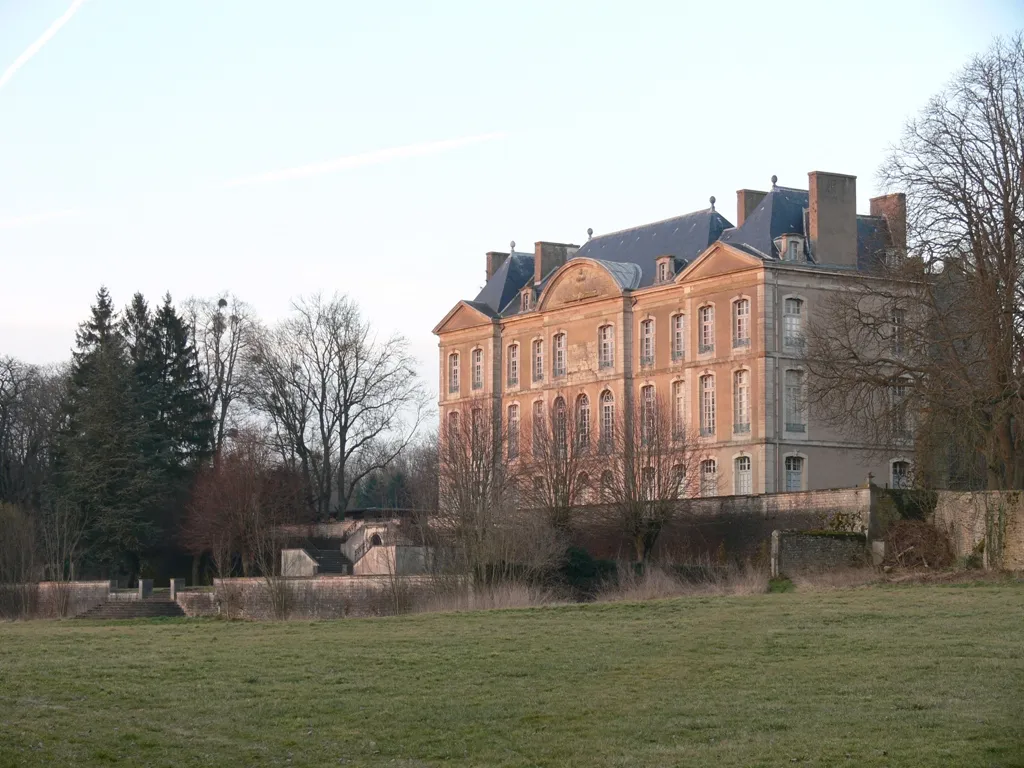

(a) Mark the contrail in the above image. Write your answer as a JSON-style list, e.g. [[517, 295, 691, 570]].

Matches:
[[0, 0, 88, 93], [223, 132, 507, 188]]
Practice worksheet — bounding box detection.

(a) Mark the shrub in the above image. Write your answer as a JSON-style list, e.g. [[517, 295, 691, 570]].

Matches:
[[884, 520, 954, 569]]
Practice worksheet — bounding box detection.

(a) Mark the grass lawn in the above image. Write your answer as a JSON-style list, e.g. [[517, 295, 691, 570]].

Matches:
[[1, 583, 1022, 767]]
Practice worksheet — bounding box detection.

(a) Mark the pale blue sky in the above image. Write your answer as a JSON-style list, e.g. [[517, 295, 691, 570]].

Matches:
[[1, 0, 1021, 392]]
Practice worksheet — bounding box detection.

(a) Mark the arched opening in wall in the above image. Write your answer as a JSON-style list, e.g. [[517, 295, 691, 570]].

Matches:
[[370, 534, 383, 547]]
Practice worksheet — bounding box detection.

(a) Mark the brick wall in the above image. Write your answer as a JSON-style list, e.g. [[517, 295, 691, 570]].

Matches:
[[771, 531, 869, 577]]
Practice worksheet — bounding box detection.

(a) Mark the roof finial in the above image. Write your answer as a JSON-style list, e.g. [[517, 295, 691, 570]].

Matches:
[[709, 195, 716, 211], [510, 240, 515, 252], [587, 227, 593, 241], [771, 174, 778, 189]]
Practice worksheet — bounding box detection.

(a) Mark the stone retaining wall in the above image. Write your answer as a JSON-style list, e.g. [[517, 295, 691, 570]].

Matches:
[[770, 531, 869, 577]]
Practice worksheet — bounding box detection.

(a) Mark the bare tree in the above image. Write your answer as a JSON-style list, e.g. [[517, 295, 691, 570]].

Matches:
[[601, 391, 704, 561], [807, 34, 1024, 490], [243, 293, 429, 518], [184, 295, 258, 455]]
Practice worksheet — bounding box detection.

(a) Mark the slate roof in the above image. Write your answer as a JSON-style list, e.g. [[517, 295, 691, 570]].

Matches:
[[856, 216, 892, 271], [573, 208, 733, 287], [721, 186, 809, 259], [472, 251, 534, 314]]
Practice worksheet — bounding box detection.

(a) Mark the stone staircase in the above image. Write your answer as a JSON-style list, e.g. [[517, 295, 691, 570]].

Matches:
[[307, 547, 354, 575], [77, 597, 185, 620]]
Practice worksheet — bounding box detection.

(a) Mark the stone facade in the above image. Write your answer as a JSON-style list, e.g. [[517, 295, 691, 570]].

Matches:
[[771, 530, 869, 577]]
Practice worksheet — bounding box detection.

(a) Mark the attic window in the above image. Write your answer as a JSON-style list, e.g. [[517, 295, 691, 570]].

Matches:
[[520, 290, 532, 312], [776, 235, 805, 263], [656, 256, 674, 284]]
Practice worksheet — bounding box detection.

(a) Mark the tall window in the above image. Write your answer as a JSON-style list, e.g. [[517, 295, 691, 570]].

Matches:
[[507, 404, 519, 458], [552, 397, 567, 456], [733, 369, 750, 434], [532, 401, 545, 454], [641, 466, 656, 500], [600, 390, 615, 451], [446, 411, 459, 458], [672, 464, 686, 499], [598, 325, 614, 369], [520, 290, 531, 312], [471, 349, 483, 390], [673, 379, 686, 438], [700, 459, 718, 497], [699, 306, 715, 354], [785, 456, 804, 491], [577, 473, 591, 504], [892, 460, 911, 489], [640, 385, 655, 445], [552, 332, 567, 378], [734, 456, 752, 495], [532, 339, 544, 382], [639, 319, 654, 366], [448, 353, 460, 393], [671, 314, 685, 361], [785, 370, 806, 432], [700, 374, 716, 436], [783, 298, 804, 349], [601, 470, 614, 501], [576, 394, 591, 453], [471, 408, 483, 458], [657, 259, 671, 283], [733, 298, 750, 347], [891, 308, 906, 355], [891, 380, 910, 440], [506, 344, 519, 387]]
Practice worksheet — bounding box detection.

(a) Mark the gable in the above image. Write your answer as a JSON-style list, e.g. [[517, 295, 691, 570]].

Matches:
[[433, 302, 493, 335], [538, 262, 622, 310], [677, 243, 763, 283]]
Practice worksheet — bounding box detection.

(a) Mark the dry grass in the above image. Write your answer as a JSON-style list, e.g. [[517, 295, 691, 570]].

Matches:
[[595, 561, 769, 602], [790, 567, 879, 591], [412, 581, 557, 614]]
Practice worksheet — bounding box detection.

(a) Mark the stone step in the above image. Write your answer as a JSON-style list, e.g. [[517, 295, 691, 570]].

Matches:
[[77, 598, 185, 620]]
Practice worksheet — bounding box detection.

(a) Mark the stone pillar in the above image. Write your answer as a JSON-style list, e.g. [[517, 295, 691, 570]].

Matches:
[[169, 578, 185, 600], [770, 530, 781, 578], [138, 579, 153, 599]]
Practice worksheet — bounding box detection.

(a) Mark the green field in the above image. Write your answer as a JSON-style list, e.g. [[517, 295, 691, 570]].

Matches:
[[1, 583, 1022, 767]]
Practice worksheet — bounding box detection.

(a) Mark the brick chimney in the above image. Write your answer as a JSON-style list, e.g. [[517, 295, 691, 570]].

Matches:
[[534, 241, 580, 285], [808, 171, 857, 268], [486, 251, 509, 282], [869, 193, 907, 253], [736, 189, 767, 227]]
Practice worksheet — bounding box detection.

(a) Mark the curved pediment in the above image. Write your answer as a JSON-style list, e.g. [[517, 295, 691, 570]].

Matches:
[[537, 259, 635, 310]]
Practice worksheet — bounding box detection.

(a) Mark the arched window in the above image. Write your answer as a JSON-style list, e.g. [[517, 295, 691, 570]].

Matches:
[[471, 408, 483, 457], [700, 459, 718, 497], [448, 352, 460, 393], [506, 344, 519, 387], [370, 533, 383, 547], [699, 305, 715, 354], [553, 396, 567, 456], [892, 460, 911, 489], [733, 370, 750, 434], [600, 391, 615, 451], [672, 380, 686, 438], [671, 314, 686, 361], [672, 464, 686, 499], [532, 339, 544, 382], [446, 411, 459, 458], [700, 374, 716, 436], [507, 403, 519, 459], [576, 472, 591, 504], [639, 319, 655, 367], [553, 332, 567, 378], [471, 348, 484, 390], [785, 370, 806, 432], [600, 470, 614, 501], [783, 298, 804, 349], [640, 384, 655, 445], [733, 298, 750, 348], [785, 455, 804, 492], [641, 466, 656, 500], [447, 410, 459, 436], [734, 456, 752, 495], [598, 325, 615, 369], [576, 394, 591, 453], [532, 400, 545, 454]]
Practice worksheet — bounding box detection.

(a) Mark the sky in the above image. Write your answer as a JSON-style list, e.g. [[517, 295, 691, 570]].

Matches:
[[1, 0, 1022, 396]]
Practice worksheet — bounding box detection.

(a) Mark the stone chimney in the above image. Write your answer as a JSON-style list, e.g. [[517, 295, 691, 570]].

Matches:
[[808, 171, 857, 268], [486, 251, 509, 282], [869, 193, 907, 253], [534, 241, 579, 285], [736, 189, 767, 227]]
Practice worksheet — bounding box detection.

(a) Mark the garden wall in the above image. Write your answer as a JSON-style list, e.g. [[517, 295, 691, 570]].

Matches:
[[770, 531, 869, 577]]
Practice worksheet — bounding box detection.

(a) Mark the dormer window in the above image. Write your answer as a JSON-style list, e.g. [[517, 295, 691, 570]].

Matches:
[[776, 234, 806, 262], [656, 256, 674, 284], [520, 289, 532, 312]]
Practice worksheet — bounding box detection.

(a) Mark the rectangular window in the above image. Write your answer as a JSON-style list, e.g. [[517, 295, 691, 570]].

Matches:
[[892, 461, 910, 489], [891, 308, 906, 355], [507, 344, 519, 387], [553, 333, 566, 378], [700, 459, 717, 497], [734, 456, 752, 495], [507, 404, 519, 458], [658, 261, 669, 283], [700, 375, 715, 436], [600, 393, 614, 451], [785, 370, 805, 432], [448, 353, 459, 394], [471, 349, 483, 390], [532, 401, 545, 454], [699, 306, 715, 354], [640, 319, 654, 367], [733, 299, 750, 348], [640, 385, 655, 445], [532, 340, 544, 382], [785, 456, 804, 491], [891, 381, 911, 440], [520, 291, 531, 312], [598, 326, 614, 369], [673, 380, 685, 438], [671, 314, 685, 361], [733, 370, 750, 433], [783, 298, 804, 349]]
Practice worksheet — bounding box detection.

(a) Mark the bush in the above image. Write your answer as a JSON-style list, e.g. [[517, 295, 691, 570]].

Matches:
[[557, 547, 617, 599], [884, 520, 954, 569]]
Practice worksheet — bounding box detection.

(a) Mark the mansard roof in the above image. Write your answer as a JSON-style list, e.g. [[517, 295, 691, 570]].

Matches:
[[472, 251, 534, 314], [721, 186, 808, 259]]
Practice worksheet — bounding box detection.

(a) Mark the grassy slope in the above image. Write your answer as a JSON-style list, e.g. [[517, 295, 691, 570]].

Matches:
[[1, 584, 1022, 768]]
